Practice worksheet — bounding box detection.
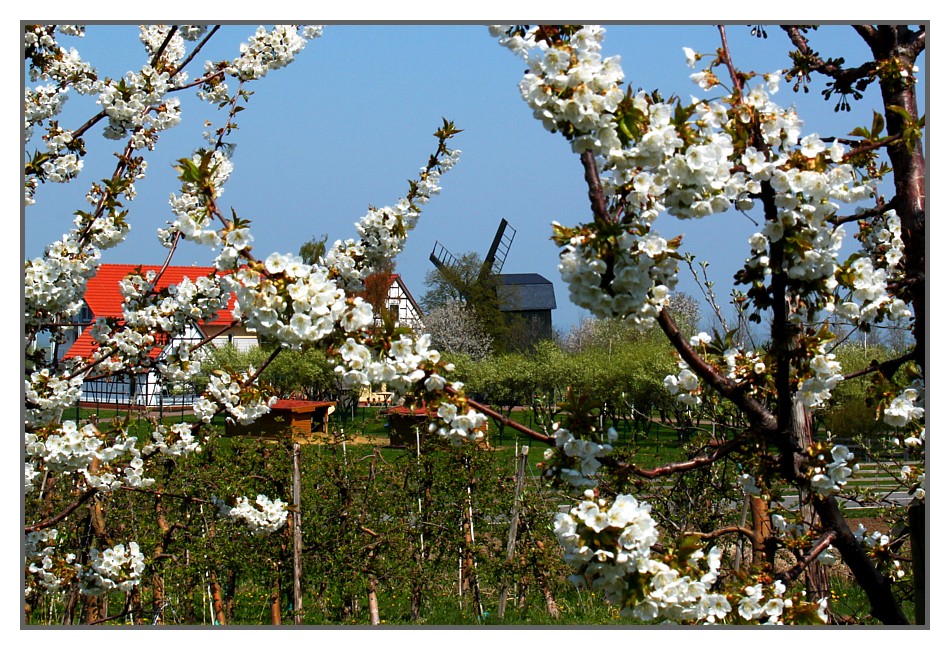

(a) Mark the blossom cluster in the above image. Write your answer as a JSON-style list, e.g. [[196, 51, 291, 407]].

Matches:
[[97, 65, 181, 144], [554, 491, 729, 622], [78, 542, 146, 595], [324, 145, 461, 291], [854, 524, 908, 580], [739, 473, 763, 497], [899, 464, 925, 502], [25, 529, 76, 595], [883, 380, 925, 429], [228, 25, 322, 82], [835, 209, 910, 326], [193, 370, 277, 425], [794, 344, 844, 412], [770, 513, 806, 540], [556, 225, 680, 326], [25, 420, 159, 494], [541, 424, 616, 490], [490, 25, 624, 153], [336, 333, 440, 393], [24, 368, 85, 428], [212, 494, 288, 536], [807, 444, 857, 498], [224, 258, 348, 349], [24, 26, 99, 201], [24, 235, 103, 334], [164, 149, 234, 249], [142, 422, 202, 457], [554, 491, 828, 624], [663, 359, 702, 407], [431, 397, 488, 445]]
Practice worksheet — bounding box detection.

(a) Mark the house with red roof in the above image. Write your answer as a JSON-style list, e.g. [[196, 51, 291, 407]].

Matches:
[[60, 264, 257, 409], [59, 265, 426, 410]]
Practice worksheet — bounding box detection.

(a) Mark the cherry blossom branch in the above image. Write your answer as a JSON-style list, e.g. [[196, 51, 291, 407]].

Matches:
[[24, 487, 99, 533], [782, 26, 879, 85], [656, 308, 777, 435], [601, 435, 745, 479], [841, 352, 915, 382], [70, 111, 107, 141], [147, 229, 183, 291], [830, 201, 896, 226], [775, 530, 838, 584], [118, 486, 209, 503], [171, 25, 221, 79], [149, 25, 178, 70], [446, 386, 554, 444], [717, 25, 744, 91], [580, 150, 612, 228], [682, 525, 755, 542]]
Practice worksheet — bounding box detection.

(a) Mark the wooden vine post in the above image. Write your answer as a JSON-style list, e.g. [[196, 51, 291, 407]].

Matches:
[[461, 455, 484, 619], [292, 442, 303, 625], [497, 446, 529, 620]]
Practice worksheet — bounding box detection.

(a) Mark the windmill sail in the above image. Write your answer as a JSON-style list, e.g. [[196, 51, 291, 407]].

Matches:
[[430, 219, 516, 301], [480, 219, 516, 281], [429, 240, 460, 272]]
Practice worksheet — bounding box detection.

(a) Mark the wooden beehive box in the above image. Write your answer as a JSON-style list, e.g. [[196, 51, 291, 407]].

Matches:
[[225, 399, 336, 443]]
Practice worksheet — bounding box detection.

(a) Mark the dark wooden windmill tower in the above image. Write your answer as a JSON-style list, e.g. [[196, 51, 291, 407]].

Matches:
[[429, 219, 556, 348]]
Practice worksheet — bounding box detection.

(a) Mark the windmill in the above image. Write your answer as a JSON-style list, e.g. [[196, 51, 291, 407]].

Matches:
[[429, 218, 516, 299], [428, 218, 556, 349]]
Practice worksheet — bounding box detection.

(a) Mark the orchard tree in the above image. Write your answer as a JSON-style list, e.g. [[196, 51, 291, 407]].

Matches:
[[485, 23, 925, 625]]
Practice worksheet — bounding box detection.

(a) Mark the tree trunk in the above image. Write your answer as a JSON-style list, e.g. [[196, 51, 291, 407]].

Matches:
[[792, 399, 830, 603], [152, 494, 170, 624], [541, 581, 560, 619], [870, 26, 926, 626], [270, 574, 282, 625], [750, 496, 773, 567], [860, 24, 926, 626], [131, 585, 147, 625], [367, 572, 381, 625], [209, 571, 227, 625], [82, 593, 103, 624], [61, 588, 79, 625], [461, 459, 483, 619]]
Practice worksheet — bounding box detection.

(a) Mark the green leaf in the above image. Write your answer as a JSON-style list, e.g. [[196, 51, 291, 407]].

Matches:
[[871, 111, 885, 139]]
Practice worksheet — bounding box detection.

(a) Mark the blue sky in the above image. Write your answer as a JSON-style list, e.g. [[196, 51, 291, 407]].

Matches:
[[23, 23, 924, 334]]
